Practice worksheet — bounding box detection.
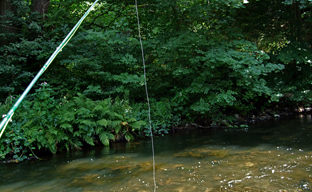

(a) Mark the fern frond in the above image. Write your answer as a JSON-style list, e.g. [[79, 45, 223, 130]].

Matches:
[[60, 123, 73, 132], [124, 133, 134, 141], [115, 124, 121, 134], [127, 117, 137, 123], [93, 104, 103, 113], [62, 111, 75, 122], [111, 120, 122, 131], [83, 135, 95, 146], [129, 121, 145, 130], [108, 133, 115, 140], [96, 119, 108, 127], [99, 132, 110, 146], [95, 127, 102, 134], [80, 119, 95, 127], [60, 122, 72, 129], [69, 140, 82, 150], [76, 108, 90, 116], [74, 93, 86, 107], [73, 131, 82, 137], [109, 112, 123, 120]]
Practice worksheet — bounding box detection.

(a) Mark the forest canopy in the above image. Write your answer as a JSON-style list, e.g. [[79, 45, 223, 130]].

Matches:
[[1, 0, 312, 161]]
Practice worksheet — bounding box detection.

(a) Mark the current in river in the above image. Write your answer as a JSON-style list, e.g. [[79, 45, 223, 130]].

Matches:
[[1, 115, 312, 191]]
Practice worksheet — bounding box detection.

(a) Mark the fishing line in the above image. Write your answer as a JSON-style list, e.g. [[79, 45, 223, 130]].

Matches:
[[134, 1, 157, 191]]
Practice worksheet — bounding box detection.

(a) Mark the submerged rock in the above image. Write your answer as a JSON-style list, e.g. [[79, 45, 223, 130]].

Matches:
[[175, 148, 229, 158]]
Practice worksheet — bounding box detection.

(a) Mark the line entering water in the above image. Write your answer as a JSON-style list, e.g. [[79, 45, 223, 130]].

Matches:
[[134, 1, 157, 191]]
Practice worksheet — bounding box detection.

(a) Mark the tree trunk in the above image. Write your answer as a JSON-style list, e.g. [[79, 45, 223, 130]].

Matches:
[[289, 1, 303, 42], [171, 0, 182, 32], [0, 0, 17, 46], [31, 0, 50, 34], [31, 0, 50, 17], [294, 1, 303, 42]]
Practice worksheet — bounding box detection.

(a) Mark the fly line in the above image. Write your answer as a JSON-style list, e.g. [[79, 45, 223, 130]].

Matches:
[[135, 0, 157, 191]]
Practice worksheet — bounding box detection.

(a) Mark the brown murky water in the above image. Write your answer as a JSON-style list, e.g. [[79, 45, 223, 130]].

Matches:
[[1, 115, 312, 191]]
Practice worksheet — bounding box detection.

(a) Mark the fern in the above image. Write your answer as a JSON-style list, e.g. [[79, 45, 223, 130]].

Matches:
[[99, 132, 110, 146], [114, 124, 121, 134], [108, 133, 115, 140], [96, 119, 109, 127], [93, 104, 103, 113], [69, 140, 82, 150], [93, 99, 110, 117], [129, 120, 145, 130], [79, 124, 90, 131], [124, 133, 134, 141], [73, 131, 82, 137], [127, 117, 137, 123], [60, 123, 73, 131], [95, 126, 103, 134], [61, 111, 75, 122], [79, 119, 95, 127], [73, 93, 87, 107], [110, 120, 122, 132], [83, 135, 94, 146], [76, 108, 92, 117]]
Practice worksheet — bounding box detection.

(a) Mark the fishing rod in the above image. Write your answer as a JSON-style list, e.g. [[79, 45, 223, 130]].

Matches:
[[0, 0, 99, 138]]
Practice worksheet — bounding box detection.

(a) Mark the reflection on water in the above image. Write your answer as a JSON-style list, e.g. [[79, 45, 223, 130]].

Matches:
[[1, 115, 312, 191]]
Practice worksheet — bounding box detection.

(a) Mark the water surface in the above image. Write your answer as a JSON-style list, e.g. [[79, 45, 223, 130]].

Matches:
[[1, 115, 312, 191]]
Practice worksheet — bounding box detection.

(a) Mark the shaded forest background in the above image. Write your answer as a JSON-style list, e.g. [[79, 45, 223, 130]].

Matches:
[[1, 0, 312, 161]]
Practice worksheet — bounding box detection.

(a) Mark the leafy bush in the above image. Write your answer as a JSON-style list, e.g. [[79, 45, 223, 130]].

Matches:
[[0, 82, 59, 161], [132, 99, 181, 136], [148, 31, 284, 123], [0, 82, 146, 162], [56, 29, 144, 101]]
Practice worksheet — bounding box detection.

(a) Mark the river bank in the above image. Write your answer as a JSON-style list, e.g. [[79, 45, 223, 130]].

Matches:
[[1, 102, 310, 164], [183, 105, 312, 130]]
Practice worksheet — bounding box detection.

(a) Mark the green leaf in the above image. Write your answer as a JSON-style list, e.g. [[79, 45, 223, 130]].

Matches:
[[99, 132, 110, 146], [60, 123, 73, 130], [83, 135, 94, 146], [115, 124, 121, 134], [127, 117, 137, 123], [129, 121, 145, 130], [111, 120, 122, 129], [125, 133, 134, 141], [96, 119, 108, 127], [80, 119, 95, 127]]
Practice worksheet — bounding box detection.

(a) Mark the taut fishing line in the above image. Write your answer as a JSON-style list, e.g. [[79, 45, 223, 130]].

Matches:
[[134, 1, 157, 191]]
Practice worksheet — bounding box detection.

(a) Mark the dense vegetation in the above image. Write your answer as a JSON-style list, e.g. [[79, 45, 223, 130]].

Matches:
[[1, 0, 312, 161]]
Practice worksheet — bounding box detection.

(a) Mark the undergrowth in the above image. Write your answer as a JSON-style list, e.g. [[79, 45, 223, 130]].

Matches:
[[0, 83, 180, 162]]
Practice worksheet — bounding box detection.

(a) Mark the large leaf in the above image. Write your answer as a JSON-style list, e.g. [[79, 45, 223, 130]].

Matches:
[[99, 132, 110, 146], [80, 119, 95, 127], [83, 135, 94, 146], [60, 123, 73, 132], [96, 119, 109, 127], [124, 133, 134, 141], [129, 121, 145, 130]]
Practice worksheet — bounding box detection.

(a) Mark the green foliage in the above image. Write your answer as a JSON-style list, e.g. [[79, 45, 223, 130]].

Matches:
[[59, 93, 145, 145], [132, 99, 181, 136], [149, 31, 284, 122], [55, 29, 144, 100], [2, 0, 312, 162], [0, 83, 146, 162], [235, 0, 312, 105], [267, 41, 312, 104], [0, 82, 60, 160]]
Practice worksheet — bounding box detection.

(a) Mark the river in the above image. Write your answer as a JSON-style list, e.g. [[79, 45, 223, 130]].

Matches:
[[1, 115, 312, 191]]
